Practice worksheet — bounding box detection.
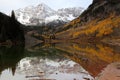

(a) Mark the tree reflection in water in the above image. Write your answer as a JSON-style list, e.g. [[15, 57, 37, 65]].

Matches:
[[0, 45, 25, 75]]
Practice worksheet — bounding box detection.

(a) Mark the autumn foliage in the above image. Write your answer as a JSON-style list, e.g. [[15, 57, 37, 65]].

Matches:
[[57, 13, 120, 41], [73, 14, 120, 38]]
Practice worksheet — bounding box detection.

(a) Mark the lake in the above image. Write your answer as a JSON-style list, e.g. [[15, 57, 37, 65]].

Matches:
[[0, 43, 120, 80]]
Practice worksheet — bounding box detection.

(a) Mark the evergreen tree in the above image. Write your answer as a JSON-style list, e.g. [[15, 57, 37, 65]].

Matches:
[[11, 10, 16, 20]]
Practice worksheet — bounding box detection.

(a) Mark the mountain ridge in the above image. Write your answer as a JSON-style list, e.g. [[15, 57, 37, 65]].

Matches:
[[15, 3, 83, 26]]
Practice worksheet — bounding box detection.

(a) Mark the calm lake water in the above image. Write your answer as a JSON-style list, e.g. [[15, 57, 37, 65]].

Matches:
[[0, 43, 120, 80]]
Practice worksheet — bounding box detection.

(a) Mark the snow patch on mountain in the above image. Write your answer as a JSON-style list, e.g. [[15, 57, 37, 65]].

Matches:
[[15, 3, 83, 26]]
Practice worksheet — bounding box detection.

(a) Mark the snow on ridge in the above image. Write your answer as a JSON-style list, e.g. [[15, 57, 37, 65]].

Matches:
[[15, 3, 84, 26]]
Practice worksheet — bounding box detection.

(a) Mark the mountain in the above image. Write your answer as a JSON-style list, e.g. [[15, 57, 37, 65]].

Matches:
[[56, 0, 120, 45], [15, 3, 83, 26]]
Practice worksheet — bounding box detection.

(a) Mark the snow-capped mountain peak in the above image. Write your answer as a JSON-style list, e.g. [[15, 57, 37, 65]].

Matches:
[[35, 3, 56, 14], [37, 3, 53, 11], [15, 3, 84, 26]]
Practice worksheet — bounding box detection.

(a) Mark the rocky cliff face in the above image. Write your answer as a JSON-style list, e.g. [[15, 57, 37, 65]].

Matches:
[[80, 0, 120, 23], [93, 0, 120, 3], [0, 11, 25, 44]]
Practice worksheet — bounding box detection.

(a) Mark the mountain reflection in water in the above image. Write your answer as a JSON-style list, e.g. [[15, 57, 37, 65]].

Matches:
[[0, 43, 120, 80]]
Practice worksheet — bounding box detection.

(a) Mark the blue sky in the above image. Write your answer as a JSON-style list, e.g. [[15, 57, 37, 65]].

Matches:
[[0, 0, 92, 14]]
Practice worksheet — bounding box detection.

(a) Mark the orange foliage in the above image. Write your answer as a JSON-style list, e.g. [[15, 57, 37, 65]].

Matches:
[[72, 15, 120, 38]]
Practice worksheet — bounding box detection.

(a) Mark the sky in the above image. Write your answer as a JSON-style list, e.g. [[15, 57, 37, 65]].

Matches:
[[0, 0, 92, 14]]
